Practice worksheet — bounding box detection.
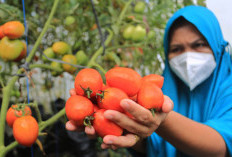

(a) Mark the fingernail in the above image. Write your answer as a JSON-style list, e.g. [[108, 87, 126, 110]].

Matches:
[[121, 101, 129, 108], [104, 113, 113, 119]]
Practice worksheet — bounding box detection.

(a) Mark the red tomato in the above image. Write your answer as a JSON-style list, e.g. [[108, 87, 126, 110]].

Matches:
[[13, 116, 39, 147], [65, 95, 94, 126], [6, 104, 32, 128], [75, 68, 103, 98], [93, 109, 123, 138], [97, 87, 128, 113], [142, 74, 164, 88], [105, 67, 142, 97], [93, 104, 100, 112], [137, 82, 164, 111], [102, 83, 109, 91]]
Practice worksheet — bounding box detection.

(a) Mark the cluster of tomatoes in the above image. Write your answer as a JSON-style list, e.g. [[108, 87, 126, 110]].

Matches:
[[6, 104, 39, 147], [43, 41, 88, 75], [0, 21, 27, 62], [65, 67, 164, 138]]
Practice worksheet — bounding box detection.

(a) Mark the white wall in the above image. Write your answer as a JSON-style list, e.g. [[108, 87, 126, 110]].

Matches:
[[206, 0, 232, 45]]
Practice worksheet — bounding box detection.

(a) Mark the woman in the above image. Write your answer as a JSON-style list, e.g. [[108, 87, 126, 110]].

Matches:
[[66, 5, 232, 157]]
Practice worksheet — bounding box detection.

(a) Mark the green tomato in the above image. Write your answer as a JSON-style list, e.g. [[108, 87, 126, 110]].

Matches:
[[42, 47, 55, 62], [132, 25, 146, 42], [134, 1, 146, 14], [15, 90, 20, 98], [64, 16, 75, 26], [0, 37, 24, 61], [51, 61, 62, 76], [148, 30, 156, 40], [122, 25, 135, 40], [75, 50, 88, 65]]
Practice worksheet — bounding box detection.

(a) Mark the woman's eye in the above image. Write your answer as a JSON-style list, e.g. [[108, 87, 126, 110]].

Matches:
[[193, 42, 208, 48], [170, 47, 181, 53]]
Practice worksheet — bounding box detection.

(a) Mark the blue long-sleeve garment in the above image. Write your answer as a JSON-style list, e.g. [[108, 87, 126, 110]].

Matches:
[[147, 5, 232, 157]]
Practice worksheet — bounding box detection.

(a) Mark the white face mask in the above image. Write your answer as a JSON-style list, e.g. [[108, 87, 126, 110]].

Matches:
[[169, 52, 216, 90]]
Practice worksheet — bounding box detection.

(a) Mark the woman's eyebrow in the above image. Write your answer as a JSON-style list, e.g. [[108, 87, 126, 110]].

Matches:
[[191, 38, 207, 44]]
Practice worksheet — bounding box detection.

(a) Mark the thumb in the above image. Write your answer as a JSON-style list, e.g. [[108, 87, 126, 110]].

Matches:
[[162, 95, 174, 113]]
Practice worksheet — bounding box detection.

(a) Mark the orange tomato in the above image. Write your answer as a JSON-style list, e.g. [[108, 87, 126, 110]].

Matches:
[[3, 21, 25, 39], [142, 74, 164, 88], [13, 116, 39, 147]]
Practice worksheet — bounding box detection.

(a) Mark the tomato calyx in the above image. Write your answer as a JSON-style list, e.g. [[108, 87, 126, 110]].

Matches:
[[12, 104, 30, 117], [80, 85, 93, 99], [83, 116, 94, 127], [96, 90, 107, 102], [150, 108, 156, 117]]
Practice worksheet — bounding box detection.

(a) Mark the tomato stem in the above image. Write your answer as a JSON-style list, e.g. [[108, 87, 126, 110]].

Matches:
[[150, 109, 156, 117], [39, 108, 65, 132], [29, 64, 63, 73], [80, 85, 93, 99], [84, 116, 94, 127], [29, 102, 42, 123]]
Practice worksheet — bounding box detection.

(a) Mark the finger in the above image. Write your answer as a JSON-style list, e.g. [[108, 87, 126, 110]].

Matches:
[[69, 88, 76, 96], [101, 143, 111, 149], [103, 134, 139, 148], [65, 121, 84, 132], [120, 99, 154, 125], [66, 121, 78, 131], [104, 110, 152, 137], [162, 95, 174, 113], [85, 126, 97, 139]]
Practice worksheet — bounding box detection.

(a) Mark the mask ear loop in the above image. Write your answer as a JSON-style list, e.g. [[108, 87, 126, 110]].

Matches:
[[225, 42, 232, 58]]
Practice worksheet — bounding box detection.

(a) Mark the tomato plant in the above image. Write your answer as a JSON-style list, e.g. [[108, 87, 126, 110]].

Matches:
[[93, 109, 123, 138], [6, 104, 32, 128], [13, 116, 39, 147], [65, 95, 94, 126], [97, 87, 128, 113], [75, 68, 103, 98], [105, 67, 142, 97]]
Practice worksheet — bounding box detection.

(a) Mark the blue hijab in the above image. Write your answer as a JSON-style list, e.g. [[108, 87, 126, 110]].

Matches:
[[147, 5, 232, 157]]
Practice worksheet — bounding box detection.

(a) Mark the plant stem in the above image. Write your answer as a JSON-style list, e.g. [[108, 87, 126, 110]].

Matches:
[[0, 0, 60, 156], [92, 63, 107, 74], [29, 64, 63, 73], [26, 0, 60, 63], [0, 75, 5, 88], [29, 102, 42, 123], [87, 29, 113, 68], [116, 0, 133, 28], [106, 43, 143, 52], [39, 108, 65, 132], [0, 141, 18, 157], [0, 69, 22, 148]]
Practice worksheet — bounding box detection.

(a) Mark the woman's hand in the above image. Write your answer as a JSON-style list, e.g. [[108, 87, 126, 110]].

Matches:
[[65, 88, 174, 150], [101, 96, 173, 149]]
